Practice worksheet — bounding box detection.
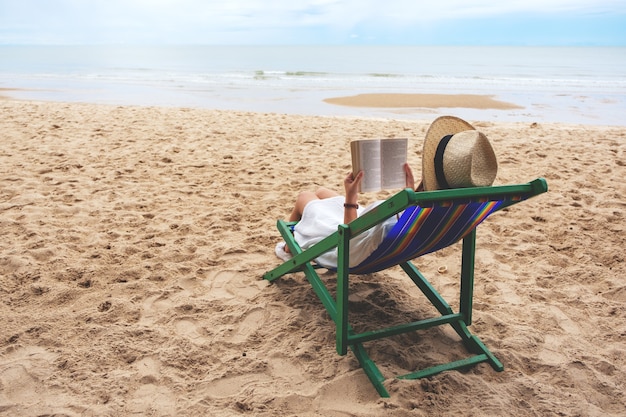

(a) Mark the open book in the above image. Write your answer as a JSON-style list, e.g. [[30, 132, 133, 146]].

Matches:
[[350, 138, 408, 192]]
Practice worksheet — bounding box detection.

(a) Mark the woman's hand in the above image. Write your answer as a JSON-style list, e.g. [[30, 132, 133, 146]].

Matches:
[[344, 170, 363, 203], [404, 163, 424, 191], [403, 163, 415, 189]]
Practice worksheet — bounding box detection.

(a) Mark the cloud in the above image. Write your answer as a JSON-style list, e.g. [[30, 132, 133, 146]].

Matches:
[[0, 0, 624, 44]]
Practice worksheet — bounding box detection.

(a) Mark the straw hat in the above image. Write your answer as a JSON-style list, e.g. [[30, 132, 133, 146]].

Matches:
[[422, 116, 498, 191]]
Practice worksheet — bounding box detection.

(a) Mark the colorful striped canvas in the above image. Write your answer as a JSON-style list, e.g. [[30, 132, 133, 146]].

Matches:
[[350, 200, 503, 274]]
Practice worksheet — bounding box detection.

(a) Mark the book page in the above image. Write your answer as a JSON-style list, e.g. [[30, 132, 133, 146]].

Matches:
[[351, 139, 382, 192], [380, 138, 408, 190]]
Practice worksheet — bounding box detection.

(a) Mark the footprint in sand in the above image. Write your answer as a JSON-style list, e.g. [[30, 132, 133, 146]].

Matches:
[[547, 305, 581, 335], [141, 294, 208, 344], [199, 356, 311, 398], [226, 308, 266, 344], [0, 346, 58, 408], [202, 270, 267, 300], [127, 355, 177, 414], [125, 383, 177, 415], [174, 318, 208, 345], [139, 293, 175, 326], [268, 357, 307, 387], [201, 372, 273, 398], [0, 363, 40, 404], [134, 355, 162, 381], [178, 276, 203, 295]]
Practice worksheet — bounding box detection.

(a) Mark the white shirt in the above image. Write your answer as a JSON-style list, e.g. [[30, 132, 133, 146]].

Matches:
[[293, 196, 397, 269]]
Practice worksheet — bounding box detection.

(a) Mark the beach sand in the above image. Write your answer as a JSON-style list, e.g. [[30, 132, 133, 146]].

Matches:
[[1, 99, 625, 416], [324, 93, 523, 110]]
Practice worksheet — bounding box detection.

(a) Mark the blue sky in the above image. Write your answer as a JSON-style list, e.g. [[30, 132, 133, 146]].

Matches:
[[1, 0, 625, 46]]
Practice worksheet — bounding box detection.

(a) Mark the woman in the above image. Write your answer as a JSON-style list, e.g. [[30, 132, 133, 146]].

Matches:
[[275, 115, 498, 269], [275, 163, 420, 268]]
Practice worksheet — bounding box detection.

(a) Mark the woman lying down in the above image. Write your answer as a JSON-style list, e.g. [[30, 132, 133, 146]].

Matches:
[[274, 115, 498, 269]]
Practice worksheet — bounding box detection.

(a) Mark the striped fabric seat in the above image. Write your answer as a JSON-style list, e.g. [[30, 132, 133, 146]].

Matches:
[[351, 200, 504, 274]]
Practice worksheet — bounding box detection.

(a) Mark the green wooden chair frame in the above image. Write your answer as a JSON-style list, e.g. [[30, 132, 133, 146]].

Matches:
[[263, 178, 548, 397]]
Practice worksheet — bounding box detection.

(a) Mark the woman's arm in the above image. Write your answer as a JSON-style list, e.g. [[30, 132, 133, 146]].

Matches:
[[343, 171, 363, 224]]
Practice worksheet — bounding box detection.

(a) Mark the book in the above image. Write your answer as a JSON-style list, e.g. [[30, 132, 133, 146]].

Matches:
[[350, 138, 408, 192]]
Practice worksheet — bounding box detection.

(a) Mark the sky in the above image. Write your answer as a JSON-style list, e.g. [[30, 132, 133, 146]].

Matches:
[[1, 0, 625, 46]]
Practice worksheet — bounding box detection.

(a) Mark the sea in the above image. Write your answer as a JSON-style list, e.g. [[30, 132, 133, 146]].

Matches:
[[1, 45, 625, 125]]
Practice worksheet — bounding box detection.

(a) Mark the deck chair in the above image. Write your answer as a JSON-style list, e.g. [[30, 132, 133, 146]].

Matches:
[[263, 178, 548, 397]]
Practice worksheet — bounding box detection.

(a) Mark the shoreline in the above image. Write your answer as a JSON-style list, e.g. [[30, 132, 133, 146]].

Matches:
[[1, 86, 624, 127], [0, 96, 616, 129], [0, 96, 615, 130]]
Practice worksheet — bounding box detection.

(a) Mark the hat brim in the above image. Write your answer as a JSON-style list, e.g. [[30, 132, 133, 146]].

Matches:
[[422, 116, 476, 191]]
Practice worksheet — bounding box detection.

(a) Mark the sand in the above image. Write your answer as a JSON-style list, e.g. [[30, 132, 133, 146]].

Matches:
[[0, 99, 625, 416], [324, 93, 523, 110]]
